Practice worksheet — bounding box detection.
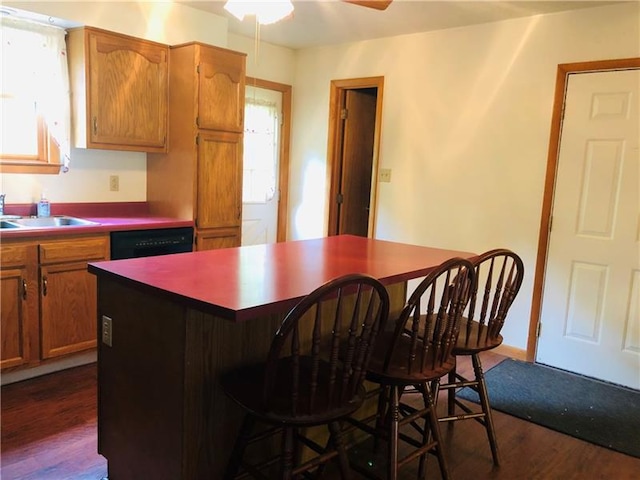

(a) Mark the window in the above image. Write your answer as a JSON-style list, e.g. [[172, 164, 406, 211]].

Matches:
[[242, 98, 279, 203], [0, 17, 70, 174]]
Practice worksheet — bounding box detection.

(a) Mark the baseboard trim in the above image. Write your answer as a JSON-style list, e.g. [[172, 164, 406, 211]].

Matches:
[[1, 351, 97, 386], [494, 344, 527, 361]]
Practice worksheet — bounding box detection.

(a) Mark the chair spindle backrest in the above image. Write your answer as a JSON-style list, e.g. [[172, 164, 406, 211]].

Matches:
[[464, 249, 525, 346], [384, 257, 475, 376], [263, 274, 390, 417]]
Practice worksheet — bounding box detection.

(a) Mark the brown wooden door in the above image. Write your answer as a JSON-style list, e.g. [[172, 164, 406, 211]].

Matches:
[[87, 28, 168, 149], [196, 131, 243, 230], [197, 45, 246, 133], [337, 89, 376, 236]]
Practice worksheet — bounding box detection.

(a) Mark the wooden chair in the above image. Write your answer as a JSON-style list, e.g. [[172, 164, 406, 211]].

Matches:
[[437, 248, 525, 466], [347, 257, 475, 480], [220, 273, 390, 480]]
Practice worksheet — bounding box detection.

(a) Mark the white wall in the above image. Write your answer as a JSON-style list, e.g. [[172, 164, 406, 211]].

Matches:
[[289, 2, 640, 350], [228, 32, 296, 83]]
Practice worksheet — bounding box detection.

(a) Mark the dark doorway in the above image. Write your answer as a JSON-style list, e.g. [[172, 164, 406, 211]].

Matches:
[[327, 77, 384, 237]]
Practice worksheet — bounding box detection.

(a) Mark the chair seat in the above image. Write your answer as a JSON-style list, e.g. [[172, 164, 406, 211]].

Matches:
[[366, 331, 456, 386], [453, 318, 503, 355], [221, 356, 367, 427]]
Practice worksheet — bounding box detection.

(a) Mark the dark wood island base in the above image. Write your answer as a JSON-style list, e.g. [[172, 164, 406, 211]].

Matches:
[[89, 235, 474, 479]]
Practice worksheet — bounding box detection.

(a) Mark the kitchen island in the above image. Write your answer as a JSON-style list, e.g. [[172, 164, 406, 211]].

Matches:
[[88, 235, 474, 479]]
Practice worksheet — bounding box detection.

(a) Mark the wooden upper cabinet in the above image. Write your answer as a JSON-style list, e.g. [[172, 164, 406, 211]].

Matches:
[[67, 27, 169, 153], [197, 45, 246, 133]]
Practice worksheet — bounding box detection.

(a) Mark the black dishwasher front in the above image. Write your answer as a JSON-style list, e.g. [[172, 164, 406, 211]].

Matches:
[[110, 227, 194, 260]]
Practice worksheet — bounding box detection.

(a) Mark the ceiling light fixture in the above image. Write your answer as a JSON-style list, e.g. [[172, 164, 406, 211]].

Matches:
[[223, 0, 294, 25]]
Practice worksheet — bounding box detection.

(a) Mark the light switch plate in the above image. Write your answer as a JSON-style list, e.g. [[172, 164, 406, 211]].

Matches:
[[379, 168, 391, 183]]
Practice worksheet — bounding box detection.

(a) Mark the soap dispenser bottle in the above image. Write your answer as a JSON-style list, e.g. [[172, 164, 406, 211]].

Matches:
[[37, 192, 50, 217]]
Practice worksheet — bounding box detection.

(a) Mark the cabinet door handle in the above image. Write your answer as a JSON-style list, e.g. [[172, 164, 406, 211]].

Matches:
[[93, 117, 98, 135], [22, 279, 27, 300], [42, 276, 48, 296]]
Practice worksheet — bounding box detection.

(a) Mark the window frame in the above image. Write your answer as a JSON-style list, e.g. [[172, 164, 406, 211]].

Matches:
[[0, 114, 62, 174]]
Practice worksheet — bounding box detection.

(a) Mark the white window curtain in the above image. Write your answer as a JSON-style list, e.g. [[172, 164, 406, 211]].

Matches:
[[243, 98, 278, 203], [1, 17, 71, 171]]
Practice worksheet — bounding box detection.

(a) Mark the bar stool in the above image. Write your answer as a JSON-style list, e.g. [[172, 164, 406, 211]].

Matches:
[[220, 273, 390, 479], [347, 257, 476, 480], [437, 249, 524, 466]]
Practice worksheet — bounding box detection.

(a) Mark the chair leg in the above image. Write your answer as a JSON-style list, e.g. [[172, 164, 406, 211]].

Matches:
[[472, 353, 501, 466], [224, 414, 256, 480], [446, 365, 457, 417], [424, 381, 451, 480], [417, 384, 430, 480], [328, 421, 352, 480], [373, 385, 389, 453], [388, 385, 400, 480], [281, 427, 295, 480]]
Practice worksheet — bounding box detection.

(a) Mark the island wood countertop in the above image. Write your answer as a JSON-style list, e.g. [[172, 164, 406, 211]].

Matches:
[[88, 234, 475, 322]]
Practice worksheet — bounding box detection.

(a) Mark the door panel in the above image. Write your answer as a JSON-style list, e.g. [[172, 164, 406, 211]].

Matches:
[[338, 89, 376, 236], [241, 86, 282, 246], [537, 69, 640, 388]]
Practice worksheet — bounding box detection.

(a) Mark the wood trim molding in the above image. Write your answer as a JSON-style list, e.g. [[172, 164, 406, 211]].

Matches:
[[527, 57, 640, 362], [245, 76, 292, 242]]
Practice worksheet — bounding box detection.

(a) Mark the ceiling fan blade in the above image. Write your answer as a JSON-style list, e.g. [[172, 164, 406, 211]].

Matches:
[[343, 0, 393, 11]]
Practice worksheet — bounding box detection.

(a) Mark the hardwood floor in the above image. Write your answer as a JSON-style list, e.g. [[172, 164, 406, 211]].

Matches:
[[2, 352, 639, 479]]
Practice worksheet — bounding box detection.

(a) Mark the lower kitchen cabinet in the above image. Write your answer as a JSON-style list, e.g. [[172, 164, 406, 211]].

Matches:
[[0, 235, 109, 371], [0, 244, 38, 370]]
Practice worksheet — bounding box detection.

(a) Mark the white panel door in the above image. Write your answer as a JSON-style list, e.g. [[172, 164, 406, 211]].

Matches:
[[241, 86, 282, 246], [537, 69, 640, 389]]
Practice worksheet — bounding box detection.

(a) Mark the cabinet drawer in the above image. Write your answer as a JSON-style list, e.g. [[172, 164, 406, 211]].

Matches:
[[0, 243, 33, 268], [39, 237, 109, 264]]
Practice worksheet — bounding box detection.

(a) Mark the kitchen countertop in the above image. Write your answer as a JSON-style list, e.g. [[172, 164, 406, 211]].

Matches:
[[0, 202, 193, 239], [89, 234, 475, 322]]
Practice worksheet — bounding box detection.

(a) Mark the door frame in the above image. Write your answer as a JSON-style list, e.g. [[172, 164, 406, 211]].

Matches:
[[326, 76, 384, 237], [527, 57, 640, 361], [246, 76, 292, 242]]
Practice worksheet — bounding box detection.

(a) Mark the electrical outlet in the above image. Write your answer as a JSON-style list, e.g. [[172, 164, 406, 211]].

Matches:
[[379, 168, 392, 183], [109, 175, 119, 192], [102, 316, 113, 347]]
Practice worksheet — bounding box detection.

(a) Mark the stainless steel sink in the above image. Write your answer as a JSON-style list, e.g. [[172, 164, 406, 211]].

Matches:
[[0, 216, 100, 229], [0, 220, 21, 229]]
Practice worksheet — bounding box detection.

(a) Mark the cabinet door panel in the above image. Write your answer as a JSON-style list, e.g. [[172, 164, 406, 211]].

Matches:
[[88, 30, 168, 148], [1, 268, 29, 369], [197, 131, 243, 229], [40, 262, 98, 359], [198, 47, 245, 132]]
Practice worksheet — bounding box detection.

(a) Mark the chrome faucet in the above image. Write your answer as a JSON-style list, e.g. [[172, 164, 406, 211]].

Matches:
[[0, 194, 5, 216]]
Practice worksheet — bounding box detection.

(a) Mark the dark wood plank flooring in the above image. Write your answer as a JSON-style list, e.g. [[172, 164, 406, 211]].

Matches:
[[2, 352, 639, 479]]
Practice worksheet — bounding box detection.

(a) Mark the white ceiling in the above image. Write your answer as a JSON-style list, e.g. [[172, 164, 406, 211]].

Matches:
[[178, 0, 621, 49]]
